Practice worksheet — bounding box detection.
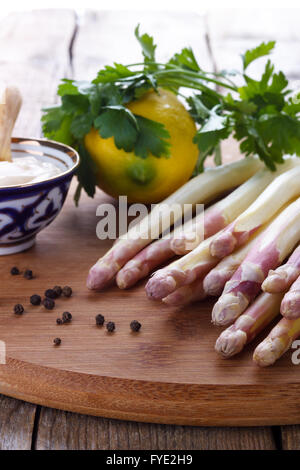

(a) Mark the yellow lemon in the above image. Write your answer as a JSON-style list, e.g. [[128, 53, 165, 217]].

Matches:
[[84, 89, 198, 203]]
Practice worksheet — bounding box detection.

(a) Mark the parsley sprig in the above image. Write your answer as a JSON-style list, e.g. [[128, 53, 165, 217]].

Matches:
[[42, 26, 300, 203]]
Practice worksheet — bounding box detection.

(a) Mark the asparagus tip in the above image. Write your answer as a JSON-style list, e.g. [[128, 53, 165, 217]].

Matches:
[[215, 327, 247, 358]]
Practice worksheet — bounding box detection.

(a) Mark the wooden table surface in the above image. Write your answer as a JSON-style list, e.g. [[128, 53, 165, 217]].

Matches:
[[1, 7, 300, 450]]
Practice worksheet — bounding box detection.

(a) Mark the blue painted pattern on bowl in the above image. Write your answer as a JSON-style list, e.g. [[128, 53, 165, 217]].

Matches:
[[0, 138, 80, 255]]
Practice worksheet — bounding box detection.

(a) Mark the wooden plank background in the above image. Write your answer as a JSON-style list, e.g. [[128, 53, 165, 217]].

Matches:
[[0, 7, 299, 450]]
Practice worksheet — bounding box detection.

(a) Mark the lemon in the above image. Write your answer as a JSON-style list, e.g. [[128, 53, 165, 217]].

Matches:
[[84, 89, 198, 203]]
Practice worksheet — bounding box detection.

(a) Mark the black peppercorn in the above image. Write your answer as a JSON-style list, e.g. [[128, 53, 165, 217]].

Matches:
[[42, 298, 55, 310], [53, 337, 61, 346], [106, 321, 115, 333], [95, 314, 105, 326], [56, 318, 63, 325], [53, 286, 62, 297], [10, 267, 20, 275], [62, 286, 72, 297], [45, 289, 57, 299], [14, 304, 24, 315], [30, 294, 41, 306], [24, 269, 33, 280], [130, 320, 141, 332], [62, 311, 72, 323]]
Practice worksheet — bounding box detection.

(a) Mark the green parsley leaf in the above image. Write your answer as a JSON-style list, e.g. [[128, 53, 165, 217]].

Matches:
[[75, 144, 98, 203], [193, 108, 230, 158], [135, 24, 157, 64], [168, 47, 200, 72], [61, 94, 89, 114], [134, 115, 171, 158], [42, 107, 74, 146], [70, 113, 93, 139], [93, 63, 134, 84], [94, 105, 138, 152], [242, 41, 276, 70], [57, 79, 80, 96]]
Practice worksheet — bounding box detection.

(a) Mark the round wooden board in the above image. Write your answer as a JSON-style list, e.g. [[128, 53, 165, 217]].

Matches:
[[1, 186, 300, 426]]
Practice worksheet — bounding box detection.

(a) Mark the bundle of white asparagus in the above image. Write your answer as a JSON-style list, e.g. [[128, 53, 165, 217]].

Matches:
[[88, 156, 300, 367]]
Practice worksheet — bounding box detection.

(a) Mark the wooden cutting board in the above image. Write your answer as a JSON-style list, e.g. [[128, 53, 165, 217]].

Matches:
[[0, 185, 300, 427]]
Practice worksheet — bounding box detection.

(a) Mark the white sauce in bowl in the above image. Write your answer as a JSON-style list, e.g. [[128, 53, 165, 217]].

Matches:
[[0, 156, 61, 187]]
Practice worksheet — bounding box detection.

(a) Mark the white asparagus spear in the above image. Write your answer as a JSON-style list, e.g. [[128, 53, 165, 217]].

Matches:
[[203, 230, 263, 296], [87, 157, 262, 290], [280, 274, 300, 319], [210, 161, 300, 259], [116, 166, 276, 289], [162, 278, 206, 306], [215, 292, 283, 358], [145, 198, 279, 301], [262, 245, 300, 294], [170, 164, 288, 256], [0, 86, 22, 162], [212, 197, 300, 327], [145, 233, 220, 300], [253, 316, 300, 367]]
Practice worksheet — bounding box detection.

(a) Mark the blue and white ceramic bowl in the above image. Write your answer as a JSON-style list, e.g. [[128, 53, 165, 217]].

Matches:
[[0, 137, 80, 255]]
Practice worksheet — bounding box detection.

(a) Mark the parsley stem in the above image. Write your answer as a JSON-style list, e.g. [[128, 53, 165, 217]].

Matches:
[[154, 68, 238, 92], [125, 62, 238, 92]]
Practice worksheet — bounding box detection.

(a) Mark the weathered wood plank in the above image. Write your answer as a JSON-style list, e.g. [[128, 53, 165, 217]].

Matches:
[[207, 8, 300, 81], [281, 426, 300, 449], [0, 9, 76, 450], [73, 10, 212, 80], [36, 407, 276, 450], [0, 9, 76, 136], [0, 395, 36, 450]]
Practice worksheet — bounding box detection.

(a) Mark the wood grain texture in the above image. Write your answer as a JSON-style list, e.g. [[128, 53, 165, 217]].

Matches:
[[281, 426, 300, 450], [0, 186, 299, 426], [0, 395, 36, 450], [35, 407, 276, 450], [0, 9, 76, 450], [0, 9, 75, 137], [1, 7, 298, 449], [73, 10, 212, 81], [207, 8, 300, 80]]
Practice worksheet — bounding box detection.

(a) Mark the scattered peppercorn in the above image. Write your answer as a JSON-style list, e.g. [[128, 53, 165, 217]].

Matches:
[[106, 321, 115, 333], [45, 289, 57, 299], [42, 298, 55, 310], [130, 320, 142, 332], [56, 318, 63, 325], [24, 269, 33, 280], [10, 267, 20, 275], [95, 314, 105, 326], [62, 311, 72, 323], [62, 286, 72, 297], [14, 304, 24, 315], [53, 286, 62, 297], [53, 337, 61, 346], [30, 294, 41, 306]]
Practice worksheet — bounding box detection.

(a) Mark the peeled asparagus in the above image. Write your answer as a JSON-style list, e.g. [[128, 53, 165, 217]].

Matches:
[[212, 197, 300, 327], [87, 157, 261, 290], [215, 292, 283, 358], [253, 316, 300, 367], [170, 166, 280, 256], [145, 234, 220, 300], [210, 161, 300, 259], [280, 275, 300, 319], [116, 237, 175, 289], [203, 231, 262, 297], [162, 278, 206, 306], [0, 86, 22, 162], [116, 171, 272, 290], [262, 245, 300, 294]]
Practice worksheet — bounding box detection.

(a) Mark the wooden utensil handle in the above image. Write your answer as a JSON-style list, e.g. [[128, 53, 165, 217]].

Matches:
[[0, 86, 22, 162]]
